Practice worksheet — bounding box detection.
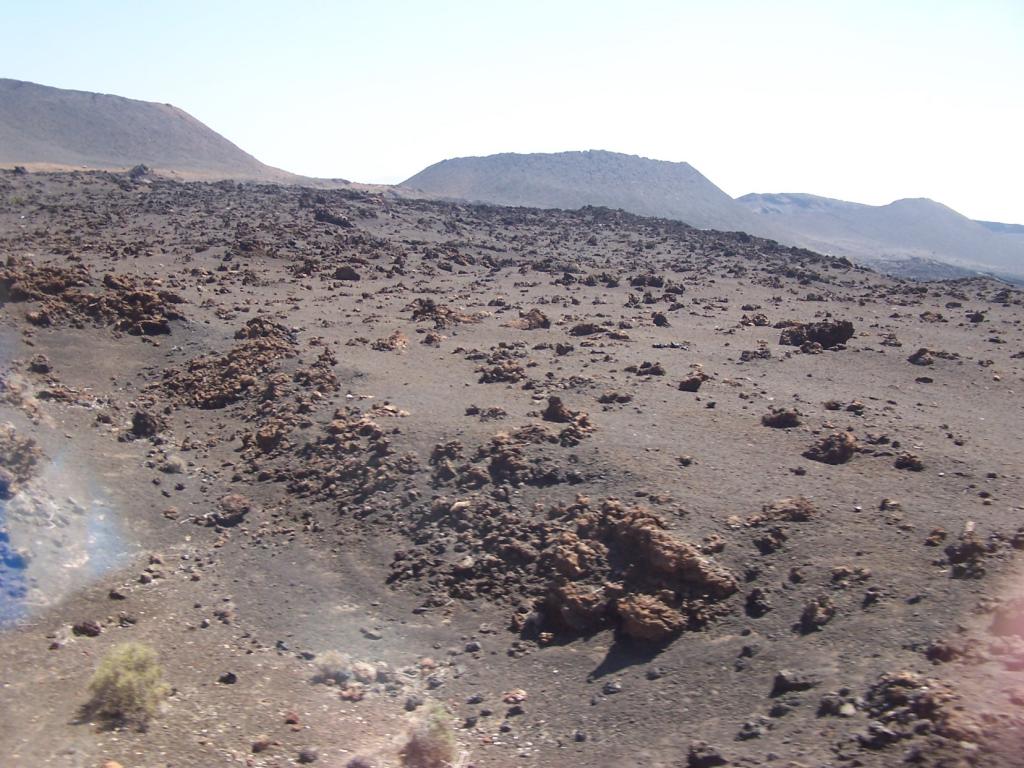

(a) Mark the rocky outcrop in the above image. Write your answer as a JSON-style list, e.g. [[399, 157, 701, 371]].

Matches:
[[778, 320, 854, 349]]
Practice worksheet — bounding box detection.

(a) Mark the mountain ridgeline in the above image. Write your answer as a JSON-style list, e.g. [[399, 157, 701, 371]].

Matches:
[[0, 78, 294, 181], [1, 78, 1020, 279], [401, 150, 773, 236], [402, 151, 1024, 280], [737, 192, 1024, 280]]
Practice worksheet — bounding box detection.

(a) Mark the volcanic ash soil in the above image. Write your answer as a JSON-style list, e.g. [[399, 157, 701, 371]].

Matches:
[[0, 170, 1023, 767]]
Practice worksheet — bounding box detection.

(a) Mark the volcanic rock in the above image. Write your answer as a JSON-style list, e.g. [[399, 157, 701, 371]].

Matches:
[[778, 320, 854, 349]]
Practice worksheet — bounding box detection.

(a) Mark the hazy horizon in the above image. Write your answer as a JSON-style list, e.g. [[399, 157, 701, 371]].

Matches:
[[2, 1, 1022, 223]]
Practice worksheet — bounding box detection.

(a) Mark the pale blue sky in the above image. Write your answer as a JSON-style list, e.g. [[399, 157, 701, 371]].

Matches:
[[2, 1, 1022, 222]]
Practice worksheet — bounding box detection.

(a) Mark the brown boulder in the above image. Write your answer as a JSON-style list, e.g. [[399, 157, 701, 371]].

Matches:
[[131, 410, 163, 438], [255, 422, 285, 453], [541, 396, 574, 424], [748, 498, 817, 525], [678, 370, 709, 392], [547, 581, 609, 631], [803, 432, 857, 464], [509, 308, 550, 330], [209, 493, 253, 527], [908, 348, 934, 366], [569, 323, 603, 336], [779, 320, 854, 349], [616, 594, 687, 642], [333, 265, 361, 281], [761, 408, 800, 428]]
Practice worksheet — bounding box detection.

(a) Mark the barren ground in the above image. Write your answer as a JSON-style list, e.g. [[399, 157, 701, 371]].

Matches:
[[1, 169, 1023, 768]]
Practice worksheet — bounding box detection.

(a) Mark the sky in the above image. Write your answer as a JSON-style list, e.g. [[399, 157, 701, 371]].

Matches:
[[2, 0, 1022, 222]]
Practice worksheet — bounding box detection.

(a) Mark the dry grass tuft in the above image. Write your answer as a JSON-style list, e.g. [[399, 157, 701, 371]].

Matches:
[[400, 703, 457, 768], [85, 642, 168, 726]]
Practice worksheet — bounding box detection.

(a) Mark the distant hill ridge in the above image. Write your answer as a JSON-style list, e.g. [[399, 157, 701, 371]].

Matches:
[[0, 78, 294, 181], [403, 150, 1024, 280], [401, 150, 773, 236], [737, 192, 1024, 278], [2, 77, 1020, 279]]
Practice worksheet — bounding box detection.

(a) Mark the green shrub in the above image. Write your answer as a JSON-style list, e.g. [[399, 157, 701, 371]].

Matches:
[[400, 703, 456, 767], [86, 642, 168, 725]]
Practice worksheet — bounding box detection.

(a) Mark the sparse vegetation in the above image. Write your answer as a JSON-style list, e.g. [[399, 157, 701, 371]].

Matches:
[[400, 703, 457, 768], [313, 649, 352, 684], [85, 642, 168, 725], [3, 158, 1021, 766]]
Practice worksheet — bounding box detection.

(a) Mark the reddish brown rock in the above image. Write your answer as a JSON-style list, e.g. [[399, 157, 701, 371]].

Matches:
[[803, 432, 858, 464]]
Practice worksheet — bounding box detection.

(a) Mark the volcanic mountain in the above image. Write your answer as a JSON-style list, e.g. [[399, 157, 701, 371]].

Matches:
[[0, 78, 296, 181], [738, 192, 1024, 280], [401, 149, 772, 235], [403, 150, 1024, 280]]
